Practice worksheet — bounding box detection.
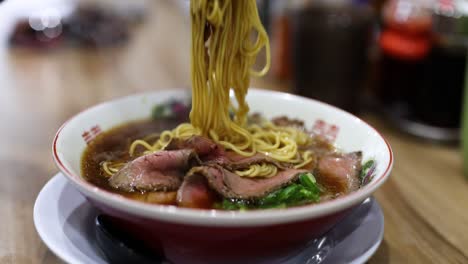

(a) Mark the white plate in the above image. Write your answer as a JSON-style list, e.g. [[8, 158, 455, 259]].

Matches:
[[34, 173, 384, 264]]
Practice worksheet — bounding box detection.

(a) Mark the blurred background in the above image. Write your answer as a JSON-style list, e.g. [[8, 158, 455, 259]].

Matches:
[[1, 0, 468, 263], [260, 0, 466, 143], [1, 0, 467, 143]]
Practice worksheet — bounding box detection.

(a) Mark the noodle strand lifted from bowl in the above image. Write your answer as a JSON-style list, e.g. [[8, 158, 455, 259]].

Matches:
[[102, 0, 314, 178]]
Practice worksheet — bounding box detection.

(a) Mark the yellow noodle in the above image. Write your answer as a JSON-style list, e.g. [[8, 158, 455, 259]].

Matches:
[[103, 0, 314, 178], [142, 133, 160, 142], [294, 151, 314, 169], [129, 139, 156, 157], [235, 163, 278, 178], [102, 161, 125, 177]]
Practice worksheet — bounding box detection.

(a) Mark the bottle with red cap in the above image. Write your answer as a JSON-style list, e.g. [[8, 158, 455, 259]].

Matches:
[[378, 0, 466, 142]]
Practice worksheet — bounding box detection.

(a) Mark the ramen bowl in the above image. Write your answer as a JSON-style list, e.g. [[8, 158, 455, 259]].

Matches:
[[53, 89, 393, 264]]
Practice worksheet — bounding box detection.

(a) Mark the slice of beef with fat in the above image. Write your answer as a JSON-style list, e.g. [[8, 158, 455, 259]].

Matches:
[[176, 173, 218, 209], [166, 136, 221, 159], [187, 165, 308, 199], [211, 151, 293, 170], [169, 136, 293, 170], [316, 152, 362, 194], [109, 149, 200, 192]]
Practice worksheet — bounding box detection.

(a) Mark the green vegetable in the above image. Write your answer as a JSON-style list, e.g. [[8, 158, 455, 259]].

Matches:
[[299, 173, 321, 194], [360, 160, 376, 185], [362, 160, 375, 172], [259, 189, 281, 205], [151, 104, 172, 119], [220, 172, 322, 210], [278, 184, 300, 201], [220, 199, 250, 210]]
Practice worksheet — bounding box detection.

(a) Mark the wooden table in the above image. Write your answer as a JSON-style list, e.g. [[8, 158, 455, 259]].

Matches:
[[1, 1, 467, 263]]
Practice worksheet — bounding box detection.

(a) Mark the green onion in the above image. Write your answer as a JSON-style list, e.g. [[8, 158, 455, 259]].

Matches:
[[360, 160, 376, 185], [221, 199, 249, 210], [151, 104, 171, 119], [278, 184, 300, 201], [221, 172, 323, 210]]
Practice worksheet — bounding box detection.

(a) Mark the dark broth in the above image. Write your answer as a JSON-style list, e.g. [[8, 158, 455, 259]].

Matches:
[[81, 118, 181, 204], [82, 118, 351, 208]]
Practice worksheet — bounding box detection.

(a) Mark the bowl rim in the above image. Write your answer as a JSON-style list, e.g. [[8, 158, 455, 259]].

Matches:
[[52, 89, 393, 227]]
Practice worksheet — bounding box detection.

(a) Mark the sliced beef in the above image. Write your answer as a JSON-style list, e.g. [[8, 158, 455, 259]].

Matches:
[[300, 135, 335, 156], [272, 116, 305, 129], [109, 136, 297, 195], [247, 113, 265, 125], [177, 173, 217, 209], [168, 136, 292, 170], [316, 152, 362, 194], [109, 150, 200, 192], [167, 136, 220, 158], [212, 151, 292, 170], [188, 165, 307, 199]]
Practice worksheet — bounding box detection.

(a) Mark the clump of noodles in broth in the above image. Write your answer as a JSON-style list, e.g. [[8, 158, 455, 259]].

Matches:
[[102, 0, 314, 178]]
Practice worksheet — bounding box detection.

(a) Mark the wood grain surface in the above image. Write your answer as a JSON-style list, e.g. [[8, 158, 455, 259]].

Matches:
[[0, 1, 467, 263]]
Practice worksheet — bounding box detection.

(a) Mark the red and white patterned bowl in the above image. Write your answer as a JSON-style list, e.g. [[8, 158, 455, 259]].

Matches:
[[53, 89, 393, 264]]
